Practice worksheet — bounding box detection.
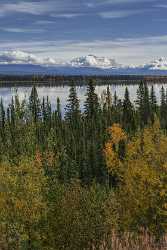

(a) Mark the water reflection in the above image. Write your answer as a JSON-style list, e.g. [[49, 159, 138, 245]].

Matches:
[[0, 84, 166, 113]]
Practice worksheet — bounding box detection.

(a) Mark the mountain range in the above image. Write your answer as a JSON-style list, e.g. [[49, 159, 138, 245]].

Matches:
[[0, 50, 167, 75]]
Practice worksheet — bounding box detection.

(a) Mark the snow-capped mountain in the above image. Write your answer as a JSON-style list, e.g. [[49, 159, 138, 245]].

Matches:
[[70, 54, 120, 68], [142, 57, 167, 71], [0, 50, 167, 75]]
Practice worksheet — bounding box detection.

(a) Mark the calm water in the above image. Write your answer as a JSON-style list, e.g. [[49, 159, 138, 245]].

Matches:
[[0, 84, 166, 113]]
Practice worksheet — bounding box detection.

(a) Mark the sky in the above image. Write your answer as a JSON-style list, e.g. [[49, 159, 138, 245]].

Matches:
[[0, 0, 167, 66]]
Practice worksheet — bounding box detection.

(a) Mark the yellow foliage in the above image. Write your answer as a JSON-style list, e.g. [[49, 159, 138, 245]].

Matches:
[[0, 158, 48, 248], [104, 124, 127, 175], [107, 123, 127, 145], [104, 142, 122, 174], [104, 120, 167, 234]]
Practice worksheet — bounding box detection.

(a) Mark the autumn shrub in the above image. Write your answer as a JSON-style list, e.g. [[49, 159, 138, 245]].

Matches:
[[104, 121, 167, 238], [0, 157, 48, 249]]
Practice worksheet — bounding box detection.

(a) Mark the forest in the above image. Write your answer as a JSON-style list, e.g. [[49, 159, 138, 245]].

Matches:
[[1, 74, 167, 87], [0, 80, 167, 249]]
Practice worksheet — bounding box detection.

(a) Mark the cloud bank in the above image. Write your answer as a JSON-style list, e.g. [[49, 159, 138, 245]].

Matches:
[[0, 50, 59, 65]]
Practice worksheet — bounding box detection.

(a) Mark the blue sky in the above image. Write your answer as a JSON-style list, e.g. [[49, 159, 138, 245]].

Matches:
[[0, 0, 167, 65]]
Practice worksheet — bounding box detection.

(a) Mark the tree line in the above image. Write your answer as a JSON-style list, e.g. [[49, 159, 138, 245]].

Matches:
[[0, 74, 162, 87]]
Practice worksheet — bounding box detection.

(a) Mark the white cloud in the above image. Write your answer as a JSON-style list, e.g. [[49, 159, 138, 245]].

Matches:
[[154, 4, 167, 8], [1, 35, 167, 65], [0, 1, 51, 15], [0, 27, 44, 33], [99, 10, 144, 19], [88, 0, 156, 7], [50, 13, 84, 18], [35, 20, 56, 25], [0, 1, 82, 16], [0, 50, 40, 64], [0, 50, 59, 65]]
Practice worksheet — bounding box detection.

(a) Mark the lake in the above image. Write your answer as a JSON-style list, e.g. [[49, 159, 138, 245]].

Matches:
[[0, 84, 166, 113]]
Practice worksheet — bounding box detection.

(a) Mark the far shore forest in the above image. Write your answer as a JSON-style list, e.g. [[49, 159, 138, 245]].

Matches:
[[0, 79, 167, 249], [1, 74, 167, 86]]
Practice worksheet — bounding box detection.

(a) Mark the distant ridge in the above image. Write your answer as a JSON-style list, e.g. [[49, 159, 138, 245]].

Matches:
[[0, 50, 167, 75]]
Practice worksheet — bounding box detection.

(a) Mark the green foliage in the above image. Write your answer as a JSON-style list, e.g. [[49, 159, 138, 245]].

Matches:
[[122, 87, 136, 133], [65, 81, 81, 125], [84, 79, 100, 119]]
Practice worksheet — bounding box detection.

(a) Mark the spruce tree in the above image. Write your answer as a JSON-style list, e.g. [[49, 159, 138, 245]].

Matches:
[[136, 81, 150, 127], [56, 97, 62, 121], [0, 99, 5, 130], [103, 86, 112, 125], [46, 96, 52, 128], [84, 79, 100, 119], [10, 97, 15, 128], [29, 86, 41, 123], [150, 86, 157, 123], [143, 83, 151, 125], [65, 81, 81, 125], [106, 86, 112, 110], [122, 87, 136, 133], [160, 86, 167, 129], [113, 91, 118, 108], [112, 91, 122, 124], [42, 97, 47, 123], [136, 81, 144, 126], [0, 99, 5, 148], [14, 94, 25, 122]]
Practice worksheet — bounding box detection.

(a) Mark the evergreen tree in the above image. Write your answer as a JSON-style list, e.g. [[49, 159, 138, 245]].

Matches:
[[14, 94, 25, 122], [10, 97, 15, 128], [103, 86, 112, 126], [150, 86, 157, 123], [42, 97, 47, 123], [56, 97, 62, 121], [84, 80, 100, 119], [113, 91, 118, 107], [29, 86, 41, 123], [122, 87, 136, 133], [46, 96, 52, 128], [57, 147, 79, 182], [160, 86, 167, 129], [0, 99, 5, 130], [112, 91, 122, 124], [65, 81, 81, 125], [143, 83, 151, 125], [136, 81, 150, 127], [136, 81, 144, 127]]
